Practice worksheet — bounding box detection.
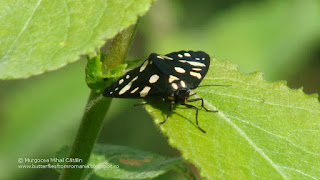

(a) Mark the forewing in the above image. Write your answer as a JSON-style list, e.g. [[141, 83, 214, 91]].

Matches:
[[149, 51, 210, 89], [103, 59, 176, 99]]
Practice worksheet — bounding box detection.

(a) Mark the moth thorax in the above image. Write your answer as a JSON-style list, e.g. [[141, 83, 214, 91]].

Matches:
[[174, 88, 191, 103]]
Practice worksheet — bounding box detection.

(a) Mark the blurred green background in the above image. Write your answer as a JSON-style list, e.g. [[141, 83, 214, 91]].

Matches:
[[1, 0, 319, 179]]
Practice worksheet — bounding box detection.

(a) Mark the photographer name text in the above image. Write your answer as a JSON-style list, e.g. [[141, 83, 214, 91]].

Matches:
[[22, 158, 82, 163]]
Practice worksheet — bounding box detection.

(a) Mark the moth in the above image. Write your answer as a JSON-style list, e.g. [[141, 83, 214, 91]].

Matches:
[[103, 51, 217, 133]]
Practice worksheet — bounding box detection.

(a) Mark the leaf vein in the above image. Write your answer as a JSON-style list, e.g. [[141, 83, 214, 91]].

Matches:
[[199, 91, 320, 114], [199, 96, 289, 179], [278, 166, 317, 180], [227, 114, 320, 157], [0, 0, 43, 61]]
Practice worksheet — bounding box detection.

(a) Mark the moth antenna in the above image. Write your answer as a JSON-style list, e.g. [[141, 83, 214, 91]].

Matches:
[[198, 84, 232, 87]]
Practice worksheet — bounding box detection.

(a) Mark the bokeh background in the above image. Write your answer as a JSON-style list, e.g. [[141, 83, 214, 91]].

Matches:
[[1, 0, 319, 179]]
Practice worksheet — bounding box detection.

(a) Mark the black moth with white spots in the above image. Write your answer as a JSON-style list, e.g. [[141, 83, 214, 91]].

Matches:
[[103, 50, 217, 133]]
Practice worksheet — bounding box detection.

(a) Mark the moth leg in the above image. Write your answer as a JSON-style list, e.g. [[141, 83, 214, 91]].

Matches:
[[187, 98, 218, 112], [160, 101, 174, 124], [182, 103, 206, 133], [134, 101, 149, 106]]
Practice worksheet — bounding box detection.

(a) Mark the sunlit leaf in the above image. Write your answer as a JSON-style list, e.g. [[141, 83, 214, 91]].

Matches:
[[0, 0, 154, 79], [146, 59, 320, 179]]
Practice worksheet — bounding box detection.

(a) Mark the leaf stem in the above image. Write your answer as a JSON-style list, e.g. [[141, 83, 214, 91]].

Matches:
[[102, 19, 139, 73], [59, 22, 139, 180]]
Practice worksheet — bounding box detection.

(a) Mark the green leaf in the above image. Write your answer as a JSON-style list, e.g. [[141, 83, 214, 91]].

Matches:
[[85, 52, 127, 91], [85, 52, 144, 91], [56, 144, 185, 179], [126, 58, 144, 70], [0, 0, 154, 79], [145, 59, 320, 179]]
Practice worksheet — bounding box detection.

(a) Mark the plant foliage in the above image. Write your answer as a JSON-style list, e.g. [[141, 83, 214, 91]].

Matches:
[[146, 59, 320, 179], [56, 144, 190, 179], [0, 0, 153, 79]]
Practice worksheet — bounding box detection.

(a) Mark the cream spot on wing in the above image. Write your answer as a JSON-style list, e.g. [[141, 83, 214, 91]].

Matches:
[[126, 75, 130, 79], [178, 54, 183, 58], [180, 81, 186, 88], [159, 55, 173, 60], [131, 76, 138, 82], [168, 75, 179, 83], [174, 67, 186, 73], [139, 60, 149, 72], [130, 87, 139, 94], [110, 91, 113, 94], [190, 71, 202, 79], [119, 85, 131, 95], [195, 58, 200, 60], [149, 74, 160, 83], [192, 68, 202, 72], [115, 87, 119, 91], [171, 83, 178, 90], [179, 60, 206, 67], [140, 86, 151, 97], [184, 52, 191, 57], [118, 79, 124, 85], [157, 55, 164, 59], [202, 58, 205, 60], [118, 76, 138, 95]]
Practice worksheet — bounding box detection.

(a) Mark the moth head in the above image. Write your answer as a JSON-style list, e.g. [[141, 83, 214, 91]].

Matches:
[[173, 88, 191, 103]]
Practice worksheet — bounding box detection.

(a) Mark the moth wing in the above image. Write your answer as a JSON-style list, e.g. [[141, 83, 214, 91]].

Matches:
[[103, 59, 176, 99], [149, 51, 210, 89]]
